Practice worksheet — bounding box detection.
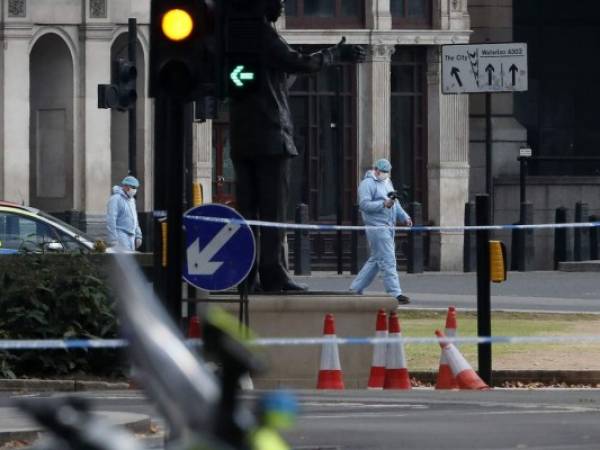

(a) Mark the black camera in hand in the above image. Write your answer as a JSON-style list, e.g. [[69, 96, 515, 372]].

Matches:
[[387, 191, 399, 201]]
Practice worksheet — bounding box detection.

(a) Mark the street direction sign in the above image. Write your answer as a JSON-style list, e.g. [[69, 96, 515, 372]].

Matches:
[[183, 204, 255, 291], [442, 43, 528, 94]]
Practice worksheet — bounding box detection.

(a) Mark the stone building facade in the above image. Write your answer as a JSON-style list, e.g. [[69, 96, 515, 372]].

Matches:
[[0, 0, 476, 270], [469, 0, 600, 268]]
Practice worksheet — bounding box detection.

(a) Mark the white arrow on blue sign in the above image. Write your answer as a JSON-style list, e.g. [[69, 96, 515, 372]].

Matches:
[[183, 204, 255, 291]]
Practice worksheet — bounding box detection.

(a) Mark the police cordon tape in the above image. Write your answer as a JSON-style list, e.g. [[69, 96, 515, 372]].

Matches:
[[3, 335, 600, 350], [183, 215, 600, 233]]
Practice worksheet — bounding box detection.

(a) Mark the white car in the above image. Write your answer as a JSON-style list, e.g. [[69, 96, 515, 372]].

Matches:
[[0, 201, 104, 254]]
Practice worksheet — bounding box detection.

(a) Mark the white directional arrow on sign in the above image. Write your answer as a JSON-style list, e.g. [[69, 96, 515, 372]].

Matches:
[[187, 223, 241, 276]]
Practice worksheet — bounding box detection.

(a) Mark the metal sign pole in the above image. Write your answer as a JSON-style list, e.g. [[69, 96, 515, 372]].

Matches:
[[238, 279, 250, 331], [164, 98, 185, 325], [485, 93, 492, 198]]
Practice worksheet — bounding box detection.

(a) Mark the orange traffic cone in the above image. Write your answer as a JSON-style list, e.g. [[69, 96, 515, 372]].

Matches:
[[436, 306, 459, 389], [188, 315, 201, 338], [367, 309, 388, 389], [317, 314, 345, 389], [383, 311, 411, 390], [435, 330, 490, 390]]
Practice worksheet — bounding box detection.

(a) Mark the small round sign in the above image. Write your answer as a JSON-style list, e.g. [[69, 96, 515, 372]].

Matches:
[[183, 204, 255, 291]]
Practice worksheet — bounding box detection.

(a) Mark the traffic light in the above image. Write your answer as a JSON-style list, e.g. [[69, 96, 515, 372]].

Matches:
[[97, 58, 137, 111], [489, 240, 507, 283], [150, 0, 214, 100], [220, 0, 264, 98], [98, 84, 118, 109], [115, 58, 138, 110]]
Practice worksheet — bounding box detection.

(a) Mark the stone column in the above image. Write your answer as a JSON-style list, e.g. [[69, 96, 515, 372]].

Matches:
[[438, 0, 471, 30], [365, 0, 392, 30], [358, 44, 395, 174], [427, 46, 470, 271], [2, 23, 32, 203], [193, 120, 213, 203], [81, 25, 113, 236]]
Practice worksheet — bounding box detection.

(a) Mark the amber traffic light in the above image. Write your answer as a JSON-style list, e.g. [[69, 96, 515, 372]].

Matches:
[[161, 8, 194, 41], [150, 0, 211, 99]]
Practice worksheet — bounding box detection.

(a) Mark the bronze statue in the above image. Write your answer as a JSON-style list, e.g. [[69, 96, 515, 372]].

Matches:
[[230, 0, 365, 292]]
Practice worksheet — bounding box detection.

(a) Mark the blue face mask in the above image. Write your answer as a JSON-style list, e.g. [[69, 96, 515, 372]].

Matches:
[[376, 172, 389, 182]]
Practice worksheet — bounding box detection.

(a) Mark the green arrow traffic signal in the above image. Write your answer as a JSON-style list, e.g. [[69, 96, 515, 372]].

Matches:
[[230, 65, 255, 87]]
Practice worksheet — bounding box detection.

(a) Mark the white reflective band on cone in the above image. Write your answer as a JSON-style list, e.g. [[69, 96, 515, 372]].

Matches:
[[443, 343, 471, 376], [372, 330, 388, 367], [385, 332, 407, 369], [320, 334, 342, 371]]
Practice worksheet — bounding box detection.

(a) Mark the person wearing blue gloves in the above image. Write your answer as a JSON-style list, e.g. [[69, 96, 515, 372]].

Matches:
[[106, 175, 142, 251], [350, 159, 413, 305]]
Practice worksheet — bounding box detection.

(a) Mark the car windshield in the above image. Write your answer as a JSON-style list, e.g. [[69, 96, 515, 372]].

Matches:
[[38, 211, 95, 243]]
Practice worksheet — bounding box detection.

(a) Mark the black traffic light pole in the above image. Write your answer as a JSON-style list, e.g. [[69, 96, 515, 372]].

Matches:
[[159, 98, 186, 325], [476, 194, 492, 385], [128, 18, 137, 176], [97, 19, 138, 173]]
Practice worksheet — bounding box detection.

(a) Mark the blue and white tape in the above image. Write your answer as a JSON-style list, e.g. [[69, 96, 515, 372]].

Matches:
[[2, 335, 600, 350], [184, 215, 600, 233], [0, 339, 128, 350]]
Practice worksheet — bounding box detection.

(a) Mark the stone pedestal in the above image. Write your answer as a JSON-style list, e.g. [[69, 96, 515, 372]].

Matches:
[[217, 294, 397, 389]]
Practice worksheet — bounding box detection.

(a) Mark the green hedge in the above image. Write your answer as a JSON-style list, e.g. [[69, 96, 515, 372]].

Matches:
[[0, 254, 124, 379]]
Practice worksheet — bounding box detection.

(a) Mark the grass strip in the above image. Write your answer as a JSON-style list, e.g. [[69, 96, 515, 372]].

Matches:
[[395, 310, 600, 370]]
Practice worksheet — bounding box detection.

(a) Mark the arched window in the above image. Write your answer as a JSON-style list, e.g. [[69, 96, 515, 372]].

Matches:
[[29, 33, 74, 213]]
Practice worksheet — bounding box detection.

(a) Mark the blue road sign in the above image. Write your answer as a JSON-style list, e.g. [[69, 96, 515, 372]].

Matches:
[[183, 204, 255, 291]]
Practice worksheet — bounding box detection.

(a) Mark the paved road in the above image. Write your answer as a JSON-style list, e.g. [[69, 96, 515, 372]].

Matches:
[[287, 390, 600, 449], [6, 389, 600, 449], [296, 271, 600, 313]]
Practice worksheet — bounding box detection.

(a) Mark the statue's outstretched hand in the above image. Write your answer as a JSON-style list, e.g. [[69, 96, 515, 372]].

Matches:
[[328, 37, 367, 64]]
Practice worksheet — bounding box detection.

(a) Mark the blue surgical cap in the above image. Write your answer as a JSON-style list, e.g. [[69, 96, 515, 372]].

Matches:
[[122, 175, 140, 188], [375, 159, 392, 172]]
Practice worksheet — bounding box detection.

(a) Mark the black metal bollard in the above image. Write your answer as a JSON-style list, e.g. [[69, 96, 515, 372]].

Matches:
[[463, 202, 476, 272], [153, 216, 167, 298], [138, 211, 155, 253], [294, 203, 311, 276], [52, 210, 81, 229], [554, 207, 570, 269], [574, 202, 590, 261], [510, 224, 520, 271], [407, 202, 424, 274], [512, 202, 534, 271], [66, 210, 82, 229], [590, 215, 600, 260]]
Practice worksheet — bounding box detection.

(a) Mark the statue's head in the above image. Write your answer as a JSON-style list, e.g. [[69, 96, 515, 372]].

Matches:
[[264, 0, 284, 22]]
